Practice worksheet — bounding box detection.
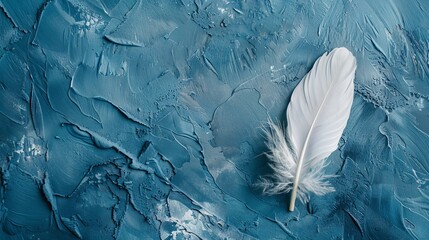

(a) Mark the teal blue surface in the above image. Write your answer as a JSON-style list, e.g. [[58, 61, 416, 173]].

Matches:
[[0, 0, 429, 239]]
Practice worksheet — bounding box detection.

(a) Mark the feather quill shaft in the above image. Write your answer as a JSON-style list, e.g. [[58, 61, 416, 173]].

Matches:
[[261, 47, 356, 211]]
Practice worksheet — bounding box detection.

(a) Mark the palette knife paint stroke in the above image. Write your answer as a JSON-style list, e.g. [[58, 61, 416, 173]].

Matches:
[[260, 47, 356, 211]]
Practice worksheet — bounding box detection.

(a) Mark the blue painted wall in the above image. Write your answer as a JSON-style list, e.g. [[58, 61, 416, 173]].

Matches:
[[0, 0, 428, 239]]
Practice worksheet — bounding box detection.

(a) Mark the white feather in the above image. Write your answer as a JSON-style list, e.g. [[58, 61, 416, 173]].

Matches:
[[260, 47, 356, 211]]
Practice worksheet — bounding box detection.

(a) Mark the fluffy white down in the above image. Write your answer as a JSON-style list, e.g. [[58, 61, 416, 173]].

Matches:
[[258, 119, 335, 203]]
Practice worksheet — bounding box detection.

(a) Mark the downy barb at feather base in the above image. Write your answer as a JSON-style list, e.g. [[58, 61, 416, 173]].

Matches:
[[260, 47, 356, 211]]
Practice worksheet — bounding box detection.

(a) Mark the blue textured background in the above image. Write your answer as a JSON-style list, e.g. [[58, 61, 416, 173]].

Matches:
[[1, 0, 428, 239]]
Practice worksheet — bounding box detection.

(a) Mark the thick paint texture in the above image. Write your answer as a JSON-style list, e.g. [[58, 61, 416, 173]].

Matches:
[[0, 0, 428, 239]]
